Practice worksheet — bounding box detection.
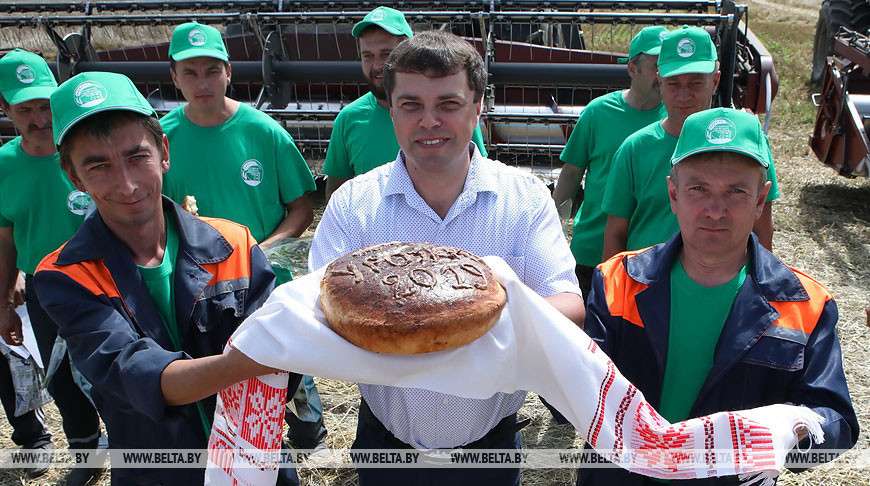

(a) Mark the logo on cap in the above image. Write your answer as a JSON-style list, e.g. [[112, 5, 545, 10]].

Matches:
[[73, 81, 108, 108], [241, 159, 263, 186], [189, 29, 207, 47], [16, 65, 36, 84], [67, 190, 91, 215], [705, 118, 737, 145], [371, 8, 386, 21], [677, 38, 696, 58], [659, 31, 668, 41]]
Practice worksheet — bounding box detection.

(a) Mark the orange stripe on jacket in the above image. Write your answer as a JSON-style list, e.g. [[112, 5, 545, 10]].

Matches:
[[768, 267, 833, 336], [35, 245, 123, 300], [598, 250, 649, 328], [198, 217, 255, 286]]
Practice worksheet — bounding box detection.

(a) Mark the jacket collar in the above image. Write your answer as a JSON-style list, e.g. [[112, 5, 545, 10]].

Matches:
[[54, 196, 234, 350], [624, 232, 809, 304], [56, 196, 233, 267], [623, 232, 810, 410]]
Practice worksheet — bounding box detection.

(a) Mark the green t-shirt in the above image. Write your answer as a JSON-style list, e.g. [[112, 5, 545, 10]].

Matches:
[[602, 121, 780, 252], [322, 91, 489, 178], [659, 257, 748, 423], [136, 214, 210, 437], [0, 137, 91, 274], [137, 214, 180, 351], [559, 90, 667, 266], [161, 103, 316, 243]]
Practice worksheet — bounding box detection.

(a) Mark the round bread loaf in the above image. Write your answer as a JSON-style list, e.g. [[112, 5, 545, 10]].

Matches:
[[320, 242, 506, 354]]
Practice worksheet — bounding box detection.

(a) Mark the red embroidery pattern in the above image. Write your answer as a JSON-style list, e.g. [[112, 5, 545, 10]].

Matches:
[[240, 378, 287, 451], [631, 401, 695, 478], [587, 360, 617, 447], [587, 339, 598, 354], [611, 384, 637, 461], [728, 412, 776, 471], [703, 415, 716, 472]]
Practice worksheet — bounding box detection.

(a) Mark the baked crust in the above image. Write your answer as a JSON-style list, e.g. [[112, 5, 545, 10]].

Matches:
[[320, 242, 506, 354]]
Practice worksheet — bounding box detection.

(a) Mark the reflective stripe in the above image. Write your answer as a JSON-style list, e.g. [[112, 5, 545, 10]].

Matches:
[[599, 251, 648, 328], [201, 277, 250, 299]]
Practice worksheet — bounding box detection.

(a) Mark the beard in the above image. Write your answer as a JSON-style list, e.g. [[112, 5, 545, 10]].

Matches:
[[365, 70, 388, 101]]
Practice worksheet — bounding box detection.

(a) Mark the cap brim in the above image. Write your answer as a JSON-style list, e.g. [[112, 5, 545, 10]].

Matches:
[[170, 48, 228, 62], [4, 86, 57, 104], [672, 147, 769, 168], [658, 59, 716, 78], [56, 105, 156, 146], [617, 57, 629, 64], [643, 46, 662, 56], [352, 20, 409, 38]]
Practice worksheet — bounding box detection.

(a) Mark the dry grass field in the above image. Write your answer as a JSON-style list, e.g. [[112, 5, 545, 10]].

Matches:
[[1, 0, 869, 484]]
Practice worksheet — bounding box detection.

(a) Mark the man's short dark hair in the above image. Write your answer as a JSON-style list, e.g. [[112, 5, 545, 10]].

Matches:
[[383, 30, 487, 103], [58, 111, 165, 177]]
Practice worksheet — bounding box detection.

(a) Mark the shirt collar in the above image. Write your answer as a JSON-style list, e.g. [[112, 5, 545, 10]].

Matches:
[[383, 143, 497, 199]]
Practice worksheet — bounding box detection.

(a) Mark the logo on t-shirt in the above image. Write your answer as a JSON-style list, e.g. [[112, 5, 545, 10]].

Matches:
[[188, 29, 207, 47], [677, 38, 695, 58], [74, 81, 107, 108], [16, 65, 35, 84], [241, 159, 263, 186], [67, 190, 91, 215], [705, 118, 737, 145]]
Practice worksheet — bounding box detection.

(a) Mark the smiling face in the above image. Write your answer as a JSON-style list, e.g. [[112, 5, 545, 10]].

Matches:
[[358, 27, 405, 101], [668, 153, 769, 260], [170, 56, 231, 114], [66, 117, 169, 232], [659, 70, 720, 124], [3, 98, 53, 149], [390, 70, 482, 175]]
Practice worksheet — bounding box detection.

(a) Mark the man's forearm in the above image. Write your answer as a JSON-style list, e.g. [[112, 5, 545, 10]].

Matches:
[[0, 229, 19, 308], [552, 164, 584, 208], [544, 291, 586, 329], [261, 195, 314, 248], [601, 215, 630, 262], [160, 348, 278, 406]]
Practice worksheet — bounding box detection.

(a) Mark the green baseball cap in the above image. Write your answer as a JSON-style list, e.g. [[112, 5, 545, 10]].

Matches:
[[618, 26, 669, 63], [671, 107, 770, 168], [51, 71, 156, 146], [352, 6, 413, 38], [0, 49, 58, 104], [169, 22, 229, 62], [657, 25, 718, 78]]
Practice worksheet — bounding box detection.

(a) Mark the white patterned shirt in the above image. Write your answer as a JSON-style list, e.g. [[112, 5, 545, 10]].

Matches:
[[309, 145, 580, 449]]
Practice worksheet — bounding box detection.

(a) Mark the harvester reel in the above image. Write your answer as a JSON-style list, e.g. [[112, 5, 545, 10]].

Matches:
[[57, 32, 98, 82], [262, 30, 293, 109]]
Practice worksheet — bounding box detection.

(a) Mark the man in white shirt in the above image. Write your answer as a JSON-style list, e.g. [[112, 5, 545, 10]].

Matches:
[[309, 30, 584, 485]]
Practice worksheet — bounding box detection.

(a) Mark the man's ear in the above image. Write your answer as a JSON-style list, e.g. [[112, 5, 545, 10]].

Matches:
[[225, 62, 232, 86], [170, 66, 180, 90], [712, 70, 722, 91], [667, 176, 679, 215], [66, 167, 86, 193], [160, 134, 170, 174], [755, 180, 771, 219]]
